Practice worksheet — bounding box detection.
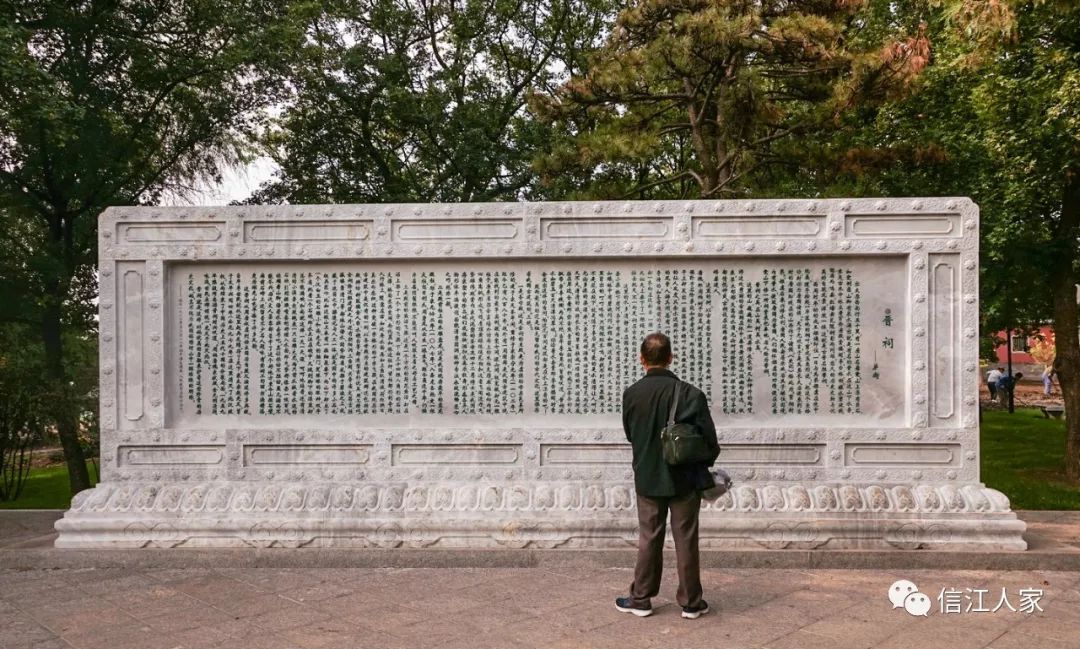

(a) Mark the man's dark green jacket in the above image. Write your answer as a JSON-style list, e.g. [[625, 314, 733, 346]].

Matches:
[[622, 367, 720, 498]]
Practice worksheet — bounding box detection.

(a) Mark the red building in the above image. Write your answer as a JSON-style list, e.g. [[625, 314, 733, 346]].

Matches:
[[991, 325, 1054, 374]]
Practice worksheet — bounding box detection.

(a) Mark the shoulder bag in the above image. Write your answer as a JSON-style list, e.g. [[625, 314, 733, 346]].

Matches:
[[660, 379, 714, 466]]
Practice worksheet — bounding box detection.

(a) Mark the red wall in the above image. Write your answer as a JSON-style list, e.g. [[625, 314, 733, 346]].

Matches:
[[992, 325, 1054, 365]]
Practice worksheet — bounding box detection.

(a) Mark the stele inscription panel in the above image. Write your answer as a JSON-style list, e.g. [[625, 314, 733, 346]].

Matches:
[[55, 199, 1026, 550]]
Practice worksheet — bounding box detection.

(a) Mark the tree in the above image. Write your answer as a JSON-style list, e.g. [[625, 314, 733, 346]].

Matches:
[[252, 0, 617, 204], [775, 0, 1080, 474], [0, 321, 46, 502], [946, 0, 1080, 477], [531, 0, 932, 199], [0, 1, 309, 494]]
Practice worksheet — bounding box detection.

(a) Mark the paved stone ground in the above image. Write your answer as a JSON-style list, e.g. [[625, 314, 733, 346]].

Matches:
[[2, 566, 1078, 649]]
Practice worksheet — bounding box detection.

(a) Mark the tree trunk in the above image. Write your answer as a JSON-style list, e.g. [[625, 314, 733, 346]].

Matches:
[[1051, 174, 1080, 480], [42, 294, 91, 495]]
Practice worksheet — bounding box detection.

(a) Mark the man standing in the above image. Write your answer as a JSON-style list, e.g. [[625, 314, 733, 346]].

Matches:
[[1042, 366, 1055, 396], [615, 332, 719, 620], [987, 366, 1003, 402]]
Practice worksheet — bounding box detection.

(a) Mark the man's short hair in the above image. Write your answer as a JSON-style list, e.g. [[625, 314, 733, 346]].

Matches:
[[640, 332, 672, 367]]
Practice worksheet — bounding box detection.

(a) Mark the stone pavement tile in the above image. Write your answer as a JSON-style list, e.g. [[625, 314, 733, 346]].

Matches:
[[872, 622, 1011, 649], [7, 640, 72, 649], [139, 604, 240, 634], [0, 568, 50, 587], [0, 618, 65, 649], [247, 604, 332, 633], [1009, 612, 1080, 643], [143, 568, 221, 585], [202, 617, 262, 640], [0, 608, 25, 626], [333, 603, 427, 634], [1034, 593, 1080, 620], [321, 571, 441, 606], [537, 636, 629, 649], [28, 600, 140, 636], [502, 582, 606, 615], [335, 568, 430, 589], [448, 618, 585, 649], [984, 629, 1077, 649], [449, 602, 536, 633], [310, 590, 392, 618], [578, 568, 636, 592], [158, 624, 233, 649], [647, 613, 796, 649], [74, 573, 160, 598], [790, 610, 908, 646], [399, 590, 490, 615], [547, 600, 670, 635], [226, 632, 304, 649], [365, 574, 482, 606], [282, 579, 355, 604], [923, 608, 1024, 633], [169, 575, 267, 607], [312, 568, 378, 584], [63, 568, 130, 584], [400, 567, 525, 593], [7, 583, 96, 610], [278, 617, 361, 649], [387, 614, 484, 645], [739, 589, 858, 630], [474, 568, 584, 595], [704, 584, 807, 616], [768, 629, 869, 649], [725, 570, 814, 595], [598, 608, 747, 647], [955, 571, 1074, 602], [207, 593, 296, 618], [501, 591, 604, 613], [313, 629, 414, 649], [0, 573, 69, 601], [105, 586, 204, 620], [60, 621, 178, 649], [222, 569, 334, 595]]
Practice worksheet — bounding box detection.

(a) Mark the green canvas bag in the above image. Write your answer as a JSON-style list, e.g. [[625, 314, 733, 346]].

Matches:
[[660, 379, 714, 466]]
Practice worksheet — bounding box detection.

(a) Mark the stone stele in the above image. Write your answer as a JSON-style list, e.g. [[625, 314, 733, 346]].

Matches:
[[55, 198, 1027, 550]]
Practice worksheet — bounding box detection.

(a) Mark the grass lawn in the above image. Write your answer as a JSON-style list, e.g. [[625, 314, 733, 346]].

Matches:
[[981, 407, 1080, 510], [1, 410, 1078, 510], [0, 464, 98, 510]]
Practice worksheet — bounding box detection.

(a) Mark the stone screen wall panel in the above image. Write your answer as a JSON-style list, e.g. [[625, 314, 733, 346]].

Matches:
[[57, 199, 1025, 550]]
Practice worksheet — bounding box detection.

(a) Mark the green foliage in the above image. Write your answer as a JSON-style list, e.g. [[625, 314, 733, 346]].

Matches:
[[815, 0, 1080, 476], [531, 0, 931, 199], [0, 0, 311, 493], [0, 0, 311, 215], [0, 323, 46, 502], [252, 0, 618, 204]]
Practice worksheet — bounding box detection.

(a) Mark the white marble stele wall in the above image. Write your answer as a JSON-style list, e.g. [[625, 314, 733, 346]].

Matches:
[[55, 199, 1027, 550]]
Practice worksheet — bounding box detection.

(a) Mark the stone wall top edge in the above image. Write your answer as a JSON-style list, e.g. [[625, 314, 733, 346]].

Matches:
[[113, 426, 980, 435], [99, 197, 977, 223]]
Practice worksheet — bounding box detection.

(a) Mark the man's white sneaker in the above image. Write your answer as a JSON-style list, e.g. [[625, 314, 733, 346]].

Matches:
[[682, 601, 709, 619]]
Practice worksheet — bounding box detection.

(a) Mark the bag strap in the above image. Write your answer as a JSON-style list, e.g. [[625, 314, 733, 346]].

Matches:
[[667, 378, 680, 427]]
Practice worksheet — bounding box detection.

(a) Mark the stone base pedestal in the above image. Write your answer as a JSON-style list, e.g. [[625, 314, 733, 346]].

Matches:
[[54, 480, 1027, 551]]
